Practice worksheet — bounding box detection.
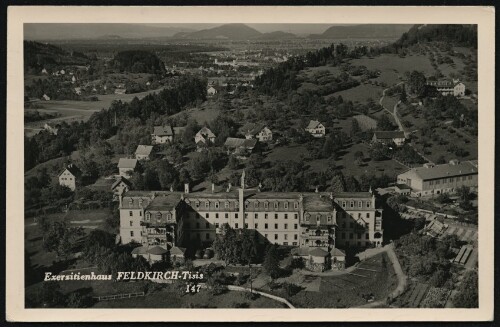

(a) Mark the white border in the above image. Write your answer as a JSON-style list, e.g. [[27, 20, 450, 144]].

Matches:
[[6, 6, 495, 322]]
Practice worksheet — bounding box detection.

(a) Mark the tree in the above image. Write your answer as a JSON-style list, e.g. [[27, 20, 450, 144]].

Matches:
[[354, 151, 364, 166], [350, 118, 361, 137], [263, 244, 281, 280], [407, 70, 427, 97], [377, 114, 396, 131], [37, 281, 66, 308], [452, 271, 478, 308]]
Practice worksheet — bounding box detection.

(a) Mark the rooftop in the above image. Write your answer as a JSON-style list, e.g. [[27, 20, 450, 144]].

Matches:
[[118, 158, 138, 169], [135, 145, 153, 156], [224, 137, 257, 149], [147, 193, 183, 211], [111, 176, 132, 189], [403, 160, 478, 181], [306, 120, 322, 130], [302, 193, 334, 211], [374, 131, 406, 139], [153, 125, 173, 136]]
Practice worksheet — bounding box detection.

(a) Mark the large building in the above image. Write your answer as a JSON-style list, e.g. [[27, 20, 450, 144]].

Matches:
[[396, 159, 478, 197], [426, 79, 466, 97], [119, 173, 384, 268]]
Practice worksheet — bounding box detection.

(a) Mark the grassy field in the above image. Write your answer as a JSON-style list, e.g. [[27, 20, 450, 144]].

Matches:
[[329, 83, 383, 103], [349, 54, 436, 78], [93, 288, 286, 308], [285, 253, 397, 308]]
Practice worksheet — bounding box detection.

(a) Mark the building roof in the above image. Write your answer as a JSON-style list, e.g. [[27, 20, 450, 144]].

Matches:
[[374, 131, 406, 139], [308, 248, 329, 257], [395, 183, 411, 190], [131, 246, 148, 255], [197, 127, 216, 138], [400, 160, 478, 181], [135, 145, 153, 156], [306, 120, 323, 130], [153, 125, 173, 136], [147, 246, 169, 255], [146, 193, 183, 211], [118, 158, 138, 169], [303, 193, 334, 212], [173, 127, 185, 136], [111, 176, 132, 190], [59, 164, 81, 177], [330, 248, 346, 257], [224, 137, 257, 149], [335, 192, 373, 199], [89, 177, 115, 191], [170, 246, 187, 256]]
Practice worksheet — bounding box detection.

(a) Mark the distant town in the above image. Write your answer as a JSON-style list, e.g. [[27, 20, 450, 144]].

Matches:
[[24, 23, 478, 309]]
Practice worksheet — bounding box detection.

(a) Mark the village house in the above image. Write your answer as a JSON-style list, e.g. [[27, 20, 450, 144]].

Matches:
[[135, 145, 154, 161], [58, 164, 82, 191], [151, 125, 174, 144], [117, 158, 139, 178], [43, 123, 60, 135], [305, 120, 326, 138], [111, 176, 132, 200], [224, 137, 257, 157], [41, 94, 51, 101], [71, 75, 77, 84], [119, 172, 382, 271], [74, 87, 82, 96], [396, 159, 478, 197], [426, 79, 466, 97], [372, 131, 406, 146], [114, 88, 126, 95], [41, 68, 48, 75], [207, 85, 218, 96], [195, 127, 216, 149], [245, 125, 273, 142]]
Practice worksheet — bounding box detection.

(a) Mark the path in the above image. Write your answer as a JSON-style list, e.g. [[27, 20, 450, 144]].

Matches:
[[357, 243, 408, 308]]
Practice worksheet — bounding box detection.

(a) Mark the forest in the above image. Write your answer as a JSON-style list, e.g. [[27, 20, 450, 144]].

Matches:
[[112, 50, 166, 75]]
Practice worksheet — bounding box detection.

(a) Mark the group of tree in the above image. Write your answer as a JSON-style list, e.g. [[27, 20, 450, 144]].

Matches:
[[212, 224, 262, 266], [40, 220, 84, 260], [112, 50, 166, 75]]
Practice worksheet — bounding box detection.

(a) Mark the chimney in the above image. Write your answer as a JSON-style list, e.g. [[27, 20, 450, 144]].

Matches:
[[211, 183, 215, 193], [329, 192, 334, 200], [170, 185, 173, 192], [315, 186, 319, 193], [227, 183, 232, 192], [184, 183, 190, 194]]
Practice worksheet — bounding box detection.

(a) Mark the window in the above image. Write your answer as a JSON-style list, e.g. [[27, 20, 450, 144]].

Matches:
[[327, 216, 332, 222], [225, 201, 229, 209], [284, 214, 288, 219], [274, 234, 278, 240], [265, 234, 268, 238], [449, 178, 454, 183], [206, 233, 210, 240], [254, 202, 259, 208], [139, 211, 142, 217], [436, 180, 440, 185], [342, 201, 346, 208], [265, 223, 268, 229], [215, 213, 219, 219], [129, 199, 133, 206], [462, 176, 466, 181], [215, 202, 219, 209], [255, 223, 259, 229], [235, 202, 239, 208], [366, 233, 369, 239], [225, 213, 229, 219], [429, 181, 434, 186], [468, 176, 472, 180], [305, 215, 309, 222], [358, 233, 362, 239], [130, 231, 134, 237], [283, 242, 288, 246], [366, 213, 370, 218], [294, 202, 298, 209], [294, 224, 298, 229], [294, 213, 298, 219], [205, 213, 209, 219], [294, 234, 298, 240], [358, 201, 362, 208], [366, 223, 370, 230], [129, 221, 133, 226], [205, 201, 209, 208], [265, 214, 268, 219], [350, 201, 354, 208], [293, 242, 298, 246], [358, 213, 362, 218], [255, 213, 258, 219], [275, 214, 278, 219], [245, 202, 249, 209], [245, 223, 248, 229], [235, 213, 238, 219], [284, 223, 288, 229], [284, 202, 289, 209], [349, 233, 353, 239], [264, 202, 269, 209], [129, 211, 133, 217], [341, 232, 346, 239], [206, 222, 210, 228], [245, 213, 248, 219], [342, 222, 346, 228], [196, 202, 200, 208], [316, 215, 320, 222], [274, 202, 278, 209], [284, 234, 288, 240], [366, 202, 370, 208], [274, 224, 278, 229], [235, 223, 239, 229], [215, 223, 219, 228], [146, 213, 150, 221]]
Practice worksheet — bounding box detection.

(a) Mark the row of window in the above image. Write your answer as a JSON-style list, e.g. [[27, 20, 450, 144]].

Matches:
[[129, 210, 143, 217], [338, 212, 371, 219], [429, 175, 473, 186], [60, 177, 73, 181], [339, 232, 371, 240], [340, 200, 371, 209], [185, 222, 300, 230], [187, 232, 299, 242], [186, 199, 301, 210], [193, 212, 300, 220]]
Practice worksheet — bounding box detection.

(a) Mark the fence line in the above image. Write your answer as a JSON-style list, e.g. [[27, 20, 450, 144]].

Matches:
[[93, 292, 145, 301]]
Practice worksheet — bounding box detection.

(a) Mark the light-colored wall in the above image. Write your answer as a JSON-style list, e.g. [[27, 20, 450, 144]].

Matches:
[[59, 170, 76, 191], [119, 208, 144, 244]]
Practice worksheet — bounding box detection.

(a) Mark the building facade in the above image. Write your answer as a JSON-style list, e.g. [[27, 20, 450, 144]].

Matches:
[[58, 164, 81, 191], [305, 120, 326, 138], [151, 126, 174, 144], [426, 80, 466, 97], [396, 160, 478, 197]]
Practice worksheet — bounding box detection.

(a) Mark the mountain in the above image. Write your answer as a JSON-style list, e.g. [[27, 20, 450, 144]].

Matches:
[[173, 23, 262, 40], [393, 24, 477, 48], [310, 24, 413, 39], [24, 23, 195, 40], [24, 40, 89, 71], [256, 31, 299, 40]]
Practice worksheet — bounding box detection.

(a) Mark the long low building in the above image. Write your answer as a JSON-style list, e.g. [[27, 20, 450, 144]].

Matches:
[[396, 159, 478, 197], [119, 173, 384, 270]]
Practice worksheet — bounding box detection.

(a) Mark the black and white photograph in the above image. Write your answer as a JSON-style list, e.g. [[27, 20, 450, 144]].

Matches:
[[5, 5, 495, 322]]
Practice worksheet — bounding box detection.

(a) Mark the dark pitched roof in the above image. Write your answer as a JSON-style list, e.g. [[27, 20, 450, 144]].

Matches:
[[224, 137, 257, 149], [147, 246, 169, 255], [330, 248, 346, 257], [170, 246, 187, 256], [111, 176, 132, 190], [59, 164, 81, 177], [153, 125, 173, 136], [306, 120, 323, 130], [374, 131, 406, 139], [308, 248, 329, 257], [131, 246, 148, 255]]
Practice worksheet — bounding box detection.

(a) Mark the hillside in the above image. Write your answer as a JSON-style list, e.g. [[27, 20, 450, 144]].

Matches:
[[393, 24, 477, 48], [257, 31, 299, 40], [310, 24, 412, 39], [112, 50, 165, 74], [24, 40, 89, 71], [173, 23, 262, 40]]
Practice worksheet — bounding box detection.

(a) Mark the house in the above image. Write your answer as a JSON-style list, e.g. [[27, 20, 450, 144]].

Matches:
[[43, 123, 59, 135], [394, 183, 412, 195], [245, 125, 273, 142], [425, 219, 448, 238], [135, 145, 154, 161], [41, 68, 48, 75], [74, 87, 82, 95], [195, 127, 216, 146], [58, 164, 82, 191], [207, 86, 218, 96], [117, 158, 138, 178], [119, 172, 383, 269], [41, 94, 51, 101], [71, 75, 77, 84], [111, 176, 132, 200], [396, 160, 478, 197], [372, 131, 406, 146], [426, 79, 466, 97], [114, 88, 126, 95], [224, 137, 257, 157], [305, 120, 326, 138], [151, 126, 174, 144], [60, 69, 66, 75]]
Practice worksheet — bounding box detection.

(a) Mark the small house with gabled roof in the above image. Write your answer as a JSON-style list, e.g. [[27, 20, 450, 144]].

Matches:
[[59, 164, 82, 191], [305, 120, 325, 138]]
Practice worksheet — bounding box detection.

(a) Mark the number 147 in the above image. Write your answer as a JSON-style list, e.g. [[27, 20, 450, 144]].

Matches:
[[186, 284, 201, 293]]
